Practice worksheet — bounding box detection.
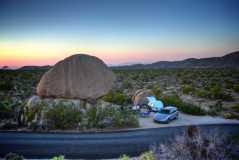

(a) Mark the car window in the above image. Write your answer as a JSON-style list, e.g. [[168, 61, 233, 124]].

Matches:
[[159, 109, 170, 114], [170, 109, 176, 114]]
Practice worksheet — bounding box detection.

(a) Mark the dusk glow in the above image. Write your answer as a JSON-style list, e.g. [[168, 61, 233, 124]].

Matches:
[[0, 0, 239, 67]]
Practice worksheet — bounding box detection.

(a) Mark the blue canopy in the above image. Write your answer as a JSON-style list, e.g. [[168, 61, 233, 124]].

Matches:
[[147, 96, 156, 102], [147, 96, 164, 111]]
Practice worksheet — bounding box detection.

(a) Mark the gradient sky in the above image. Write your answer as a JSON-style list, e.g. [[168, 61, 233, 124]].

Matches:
[[0, 0, 239, 67]]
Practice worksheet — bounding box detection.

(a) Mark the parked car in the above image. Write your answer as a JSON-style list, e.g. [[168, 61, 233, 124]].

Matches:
[[153, 106, 179, 123], [147, 96, 164, 112]]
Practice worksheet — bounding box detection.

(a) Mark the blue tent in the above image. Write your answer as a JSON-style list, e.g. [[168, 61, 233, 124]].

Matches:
[[147, 96, 164, 111]]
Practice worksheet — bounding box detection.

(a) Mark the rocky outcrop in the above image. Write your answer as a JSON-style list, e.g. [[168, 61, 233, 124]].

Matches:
[[132, 89, 154, 106], [37, 54, 115, 100]]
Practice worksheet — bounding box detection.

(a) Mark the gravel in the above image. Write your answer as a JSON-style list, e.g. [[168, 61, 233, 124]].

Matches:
[[139, 112, 239, 128]]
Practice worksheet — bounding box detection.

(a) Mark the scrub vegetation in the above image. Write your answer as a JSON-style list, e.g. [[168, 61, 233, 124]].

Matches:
[[119, 126, 239, 160], [0, 68, 239, 131]]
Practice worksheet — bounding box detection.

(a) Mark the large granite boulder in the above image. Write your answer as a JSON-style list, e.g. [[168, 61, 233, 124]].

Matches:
[[37, 54, 115, 100], [132, 89, 154, 106]]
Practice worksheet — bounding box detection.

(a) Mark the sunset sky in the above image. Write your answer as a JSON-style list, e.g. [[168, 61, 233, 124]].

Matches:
[[0, 0, 239, 67]]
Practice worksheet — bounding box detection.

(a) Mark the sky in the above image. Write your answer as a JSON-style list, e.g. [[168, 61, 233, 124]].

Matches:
[[0, 0, 239, 67]]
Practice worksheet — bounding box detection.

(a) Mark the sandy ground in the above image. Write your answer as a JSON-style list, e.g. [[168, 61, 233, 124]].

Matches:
[[139, 112, 239, 128]]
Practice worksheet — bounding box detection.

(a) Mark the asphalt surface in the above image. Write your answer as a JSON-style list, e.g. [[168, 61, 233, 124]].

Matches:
[[0, 124, 239, 159]]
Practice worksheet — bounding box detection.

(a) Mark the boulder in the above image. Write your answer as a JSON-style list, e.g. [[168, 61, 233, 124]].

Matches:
[[37, 54, 115, 100], [132, 89, 154, 106]]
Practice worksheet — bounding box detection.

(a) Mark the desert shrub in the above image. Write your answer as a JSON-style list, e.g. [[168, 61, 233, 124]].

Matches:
[[19, 72, 33, 79], [0, 98, 24, 124], [209, 85, 222, 98], [195, 85, 233, 101], [224, 80, 234, 89], [181, 84, 194, 94], [113, 107, 139, 128], [4, 153, 24, 160], [233, 84, 239, 93], [162, 94, 182, 107], [223, 112, 239, 119], [0, 80, 13, 91], [194, 88, 210, 98], [152, 126, 239, 160], [102, 90, 131, 105], [148, 84, 162, 99], [0, 99, 15, 120], [85, 106, 139, 129], [162, 95, 205, 115], [151, 85, 161, 99], [122, 80, 133, 89], [26, 103, 44, 123], [45, 103, 82, 129], [85, 106, 109, 128], [208, 84, 233, 100], [231, 104, 239, 112], [207, 101, 223, 116], [119, 154, 130, 160], [139, 151, 155, 160], [180, 103, 205, 115], [51, 155, 65, 160]]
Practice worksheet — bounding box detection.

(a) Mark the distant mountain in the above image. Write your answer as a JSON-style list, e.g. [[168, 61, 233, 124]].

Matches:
[[18, 65, 52, 71], [113, 51, 239, 69], [1, 66, 10, 70]]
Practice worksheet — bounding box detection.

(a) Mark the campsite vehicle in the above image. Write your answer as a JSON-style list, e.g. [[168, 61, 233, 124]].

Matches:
[[153, 106, 179, 123], [146, 96, 164, 112]]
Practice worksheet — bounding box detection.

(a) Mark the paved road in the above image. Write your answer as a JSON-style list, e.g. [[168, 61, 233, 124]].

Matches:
[[0, 124, 238, 159]]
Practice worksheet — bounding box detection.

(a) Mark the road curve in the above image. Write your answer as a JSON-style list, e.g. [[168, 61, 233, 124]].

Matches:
[[0, 124, 239, 159]]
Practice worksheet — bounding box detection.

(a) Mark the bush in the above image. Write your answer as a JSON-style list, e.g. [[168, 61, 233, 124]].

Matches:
[[119, 154, 130, 160], [195, 85, 233, 101], [139, 151, 155, 160], [85, 106, 139, 129], [51, 155, 64, 160], [223, 112, 239, 119], [208, 84, 233, 100], [152, 126, 239, 160], [45, 103, 82, 130], [102, 90, 130, 105], [207, 100, 223, 116], [4, 153, 24, 160], [148, 84, 161, 99], [233, 84, 239, 93], [181, 84, 194, 94], [231, 104, 239, 112], [0, 80, 13, 91], [0, 98, 24, 123], [162, 95, 205, 115], [0, 99, 14, 120], [194, 88, 210, 98], [122, 80, 133, 89], [85, 106, 109, 129]]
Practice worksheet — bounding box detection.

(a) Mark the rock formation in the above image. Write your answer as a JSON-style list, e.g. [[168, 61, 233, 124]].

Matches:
[[132, 89, 154, 106], [36, 54, 115, 100]]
